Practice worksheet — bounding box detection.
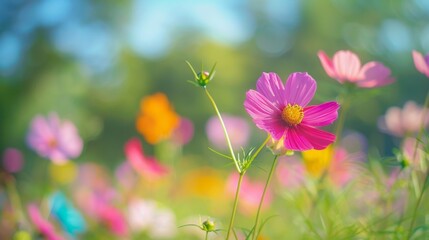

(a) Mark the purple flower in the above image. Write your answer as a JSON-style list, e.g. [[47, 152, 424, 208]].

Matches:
[[244, 72, 339, 151], [27, 113, 83, 164], [206, 115, 250, 150]]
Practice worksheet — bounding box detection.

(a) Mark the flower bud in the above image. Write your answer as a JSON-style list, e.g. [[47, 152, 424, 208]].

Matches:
[[202, 219, 216, 232], [186, 61, 217, 87], [197, 71, 211, 87], [266, 137, 294, 156]]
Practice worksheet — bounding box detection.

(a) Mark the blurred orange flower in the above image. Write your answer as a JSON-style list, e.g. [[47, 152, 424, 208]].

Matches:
[[136, 93, 179, 144]]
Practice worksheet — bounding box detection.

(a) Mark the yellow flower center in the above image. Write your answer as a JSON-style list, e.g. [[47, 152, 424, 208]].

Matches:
[[281, 104, 304, 126]]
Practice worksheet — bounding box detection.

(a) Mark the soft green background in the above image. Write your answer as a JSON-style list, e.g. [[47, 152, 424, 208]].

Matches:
[[1, 0, 428, 167]]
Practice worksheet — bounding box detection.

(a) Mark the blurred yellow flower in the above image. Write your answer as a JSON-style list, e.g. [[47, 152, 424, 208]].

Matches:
[[136, 93, 180, 144], [302, 145, 333, 178], [181, 168, 225, 198], [49, 161, 77, 184]]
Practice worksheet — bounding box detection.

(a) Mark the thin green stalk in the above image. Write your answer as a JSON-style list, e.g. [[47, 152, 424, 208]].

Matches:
[[412, 91, 429, 162], [4, 174, 26, 226], [246, 136, 271, 170], [205, 88, 241, 173], [226, 172, 245, 240], [205, 231, 209, 240], [252, 155, 279, 240], [407, 169, 429, 239], [334, 91, 351, 145]]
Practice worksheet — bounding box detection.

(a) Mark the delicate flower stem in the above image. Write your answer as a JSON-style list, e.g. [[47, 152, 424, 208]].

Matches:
[[252, 155, 279, 240], [334, 90, 351, 144], [226, 172, 244, 240], [247, 136, 271, 169], [4, 174, 26, 226], [407, 169, 429, 240], [205, 231, 209, 240], [204, 88, 241, 173], [412, 90, 429, 162]]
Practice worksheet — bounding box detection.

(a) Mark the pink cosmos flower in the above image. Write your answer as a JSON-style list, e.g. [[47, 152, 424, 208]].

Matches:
[[27, 113, 83, 164], [171, 117, 194, 146], [412, 50, 429, 78], [27, 204, 64, 240], [124, 138, 169, 179], [226, 173, 273, 215], [378, 101, 429, 137], [244, 72, 339, 151], [206, 115, 250, 150], [318, 50, 394, 88]]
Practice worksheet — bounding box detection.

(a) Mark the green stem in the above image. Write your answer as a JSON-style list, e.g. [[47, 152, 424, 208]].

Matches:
[[226, 172, 244, 240], [204, 88, 241, 173], [4, 174, 26, 226], [205, 231, 209, 240], [334, 90, 351, 145], [252, 155, 279, 240], [246, 136, 271, 170], [407, 169, 429, 239], [412, 91, 429, 163]]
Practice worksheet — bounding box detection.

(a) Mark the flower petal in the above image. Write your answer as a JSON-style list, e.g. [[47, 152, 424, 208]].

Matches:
[[256, 72, 286, 107], [333, 50, 361, 82], [284, 72, 316, 107], [302, 101, 340, 126], [124, 138, 168, 178], [244, 90, 285, 139], [318, 51, 337, 80], [357, 61, 394, 88], [412, 50, 429, 77], [299, 125, 336, 150], [284, 127, 313, 151]]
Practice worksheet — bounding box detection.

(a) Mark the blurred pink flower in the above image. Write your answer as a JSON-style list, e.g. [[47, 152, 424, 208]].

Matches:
[[27, 204, 64, 240], [378, 101, 429, 137], [276, 156, 305, 189], [402, 137, 425, 168], [329, 147, 359, 188], [97, 204, 128, 236], [171, 117, 194, 146], [226, 173, 273, 215], [27, 113, 83, 164], [124, 138, 169, 179], [206, 115, 250, 150], [318, 50, 394, 88], [244, 72, 339, 151], [412, 50, 429, 78], [2, 148, 23, 173]]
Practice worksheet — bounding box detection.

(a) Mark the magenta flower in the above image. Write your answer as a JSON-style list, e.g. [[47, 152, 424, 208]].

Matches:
[[27, 204, 64, 240], [124, 138, 169, 179], [206, 115, 250, 150], [318, 50, 394, 88], [412, 50, 429, 78], [27, 113, 83, 164], [244, 72, 339, 151]]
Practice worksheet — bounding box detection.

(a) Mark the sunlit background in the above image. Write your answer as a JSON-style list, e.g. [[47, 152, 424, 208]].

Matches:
[[2, 0, 429, 239]]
